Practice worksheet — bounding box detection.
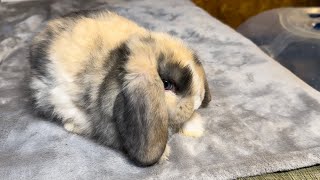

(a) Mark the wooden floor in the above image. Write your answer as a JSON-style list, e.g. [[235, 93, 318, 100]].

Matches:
[[192, 0, 320, 28]]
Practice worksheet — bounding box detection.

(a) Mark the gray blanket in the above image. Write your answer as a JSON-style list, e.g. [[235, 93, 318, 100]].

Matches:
[[1, 0, 320, 179]]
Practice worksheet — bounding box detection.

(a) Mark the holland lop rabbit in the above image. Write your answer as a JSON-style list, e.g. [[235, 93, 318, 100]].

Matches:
[[29, 10, 211, 166]]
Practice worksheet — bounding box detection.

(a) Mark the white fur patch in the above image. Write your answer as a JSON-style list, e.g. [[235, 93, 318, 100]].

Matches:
[[181, 112, 204, 137], [50, 86, 91, 134], [64, 123, 75, 132]]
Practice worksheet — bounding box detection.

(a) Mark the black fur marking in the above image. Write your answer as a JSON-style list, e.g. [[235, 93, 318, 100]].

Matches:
[[113, 92, 148, 166], [93, 42, 131, 139], [28, 28, 64, 125], [29, 29, 53, 82], [157, 53, 193, 96], [98, 42, 130, 114], [98, 42, 130, 106], [62, 9, 104, 19], [201, 78, 211, 108], [193, 53, 202, 65], [27, 84, 63, 124], [105, 43, 130, 68], [113, 78, 167, 167], [83, 86, 92, 108]]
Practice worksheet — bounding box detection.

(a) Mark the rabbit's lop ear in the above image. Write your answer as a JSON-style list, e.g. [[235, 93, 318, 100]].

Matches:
[[114, 45, 168, 166], [201, 78, 211, 108], [118, 73, 168, 166]]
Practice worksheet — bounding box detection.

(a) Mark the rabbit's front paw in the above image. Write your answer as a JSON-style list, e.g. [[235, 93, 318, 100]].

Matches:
[[64, 122, 80, 134], [181, 112, 204, 138], [63, 121, 87, 135]]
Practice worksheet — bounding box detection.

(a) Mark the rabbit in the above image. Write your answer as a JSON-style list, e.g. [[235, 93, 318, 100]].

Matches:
[[29, 10, 211, 167]]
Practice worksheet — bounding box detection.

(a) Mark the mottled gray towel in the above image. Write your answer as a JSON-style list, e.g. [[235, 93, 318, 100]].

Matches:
[[1, 0, 320, 179]]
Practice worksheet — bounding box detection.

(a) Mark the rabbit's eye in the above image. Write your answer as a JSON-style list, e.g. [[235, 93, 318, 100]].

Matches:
[[162, 79, 175, 91]]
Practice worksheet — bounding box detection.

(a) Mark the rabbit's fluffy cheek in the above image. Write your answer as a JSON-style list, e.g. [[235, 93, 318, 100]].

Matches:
[[167, 98, 194, 125], [165, 90, 177, 107]]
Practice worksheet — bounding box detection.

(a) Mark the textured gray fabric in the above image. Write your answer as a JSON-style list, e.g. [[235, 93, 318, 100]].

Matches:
[[1, 0, 320, 179]]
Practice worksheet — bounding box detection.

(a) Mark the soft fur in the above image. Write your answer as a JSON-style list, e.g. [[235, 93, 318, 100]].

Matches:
[[29, 10, 211, 166]]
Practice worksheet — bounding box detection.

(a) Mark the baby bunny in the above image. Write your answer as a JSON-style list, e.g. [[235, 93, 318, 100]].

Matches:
[[29, 10, 211, 166]]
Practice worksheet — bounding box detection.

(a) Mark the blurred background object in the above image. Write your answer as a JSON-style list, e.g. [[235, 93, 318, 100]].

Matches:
[[192, 0, 320, 92], [192, 0, 320, 28], [237, 7, 320, 91]]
